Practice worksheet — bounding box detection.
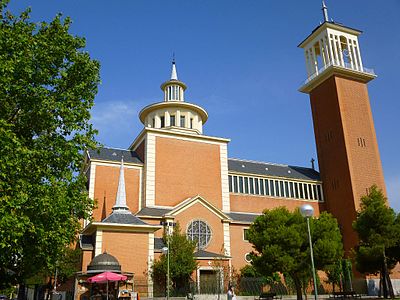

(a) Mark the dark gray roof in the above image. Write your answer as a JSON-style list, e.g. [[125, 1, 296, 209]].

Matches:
[[137, 207, 172, 217], [87, 252, 121, 273], [194, 249, 230, 259], [88, 147, 143, 164], [102, 210, 149, 225], [228, 158, 320, 181], [80, 234, 94, 250], [154, 237, 166, 251], [228, 212, 261, 223]]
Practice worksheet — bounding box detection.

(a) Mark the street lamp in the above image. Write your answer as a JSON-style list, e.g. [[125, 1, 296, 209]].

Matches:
[[160, 221, 176, 300], [300, 204, 318, 300], [161, 246, 170, 300]]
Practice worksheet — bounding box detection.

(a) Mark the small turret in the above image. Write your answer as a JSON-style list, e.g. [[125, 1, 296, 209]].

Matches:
[[161, 60, 187, 102], [139, 60, 208, 134]]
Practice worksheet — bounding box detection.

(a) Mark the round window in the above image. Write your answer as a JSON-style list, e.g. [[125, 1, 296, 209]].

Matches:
[[186, 220, 212, 249], [245, 253, 252, 263]]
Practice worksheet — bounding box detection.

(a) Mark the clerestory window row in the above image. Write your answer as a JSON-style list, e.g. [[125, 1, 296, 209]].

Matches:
[[228, 174, 323, 201]]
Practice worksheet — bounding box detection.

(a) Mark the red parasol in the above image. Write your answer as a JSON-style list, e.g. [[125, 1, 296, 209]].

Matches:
[[87, 272, 127, 300], [87, 272, 127, 283]]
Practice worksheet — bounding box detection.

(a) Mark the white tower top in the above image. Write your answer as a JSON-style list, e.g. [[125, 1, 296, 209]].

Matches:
[[171, 61, 178, 80], [138, 60, 208, 135], [160, 60, 187, 102], [298, 5, 376, 93], [113, 158, 129, 211]]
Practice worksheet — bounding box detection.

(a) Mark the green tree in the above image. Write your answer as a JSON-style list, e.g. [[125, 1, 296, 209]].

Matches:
[[247, 207, 343, 300], [152, 223, 197, 295], [0, 1, 100, 291], [352, 185, 400, 299]]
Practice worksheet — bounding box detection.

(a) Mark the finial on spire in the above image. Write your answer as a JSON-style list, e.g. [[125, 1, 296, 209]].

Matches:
[[113, 156, 129, 211], [170, 55, 178, 80], [322, 0, 329, 22]]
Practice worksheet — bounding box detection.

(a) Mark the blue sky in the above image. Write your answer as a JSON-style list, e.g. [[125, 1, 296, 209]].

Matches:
[[8, 1, 400, 211]]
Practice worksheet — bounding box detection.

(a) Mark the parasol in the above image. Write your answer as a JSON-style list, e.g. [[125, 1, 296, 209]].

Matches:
[[87, 272, 127, 300]]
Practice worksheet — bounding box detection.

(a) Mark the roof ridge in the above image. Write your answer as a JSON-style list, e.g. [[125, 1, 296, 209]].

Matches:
[[100, 146, 133, 151], [229, 157, 288, 167]]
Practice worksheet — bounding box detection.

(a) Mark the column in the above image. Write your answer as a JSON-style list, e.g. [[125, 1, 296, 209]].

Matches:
[[155, 114, 161, 128], [176, 110, 181, 127], [185, 112, 190, 128], [193, 115, 199, 131], [319, 40, 326, 67], [305, 51, 311, 77], [354, 40, 364, 71], [345, 37, 354, 69], [165, 111, 170, 127], [311, 45, 318, 74], [330, 35, 339, 65], [349, 40, 358, 70], [336, 35, 344, 67], [326, 36, 334, 66]]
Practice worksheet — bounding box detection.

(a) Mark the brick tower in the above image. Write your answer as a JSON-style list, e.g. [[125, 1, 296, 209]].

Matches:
[[298, 2, 386, 253]]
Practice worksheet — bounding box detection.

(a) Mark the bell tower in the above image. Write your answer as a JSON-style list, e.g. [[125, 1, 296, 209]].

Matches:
[[299, 2, 386, 252]]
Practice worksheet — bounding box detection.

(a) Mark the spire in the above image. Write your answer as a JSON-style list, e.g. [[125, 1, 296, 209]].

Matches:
[[322, 0, 329, 22], [113, 157, 129, 211], [170, 58, 178, 80]]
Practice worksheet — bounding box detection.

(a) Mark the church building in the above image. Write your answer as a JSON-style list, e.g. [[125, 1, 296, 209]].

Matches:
[[77, 3, 390, 297]]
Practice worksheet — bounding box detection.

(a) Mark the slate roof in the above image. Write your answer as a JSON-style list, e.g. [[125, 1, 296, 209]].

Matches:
[[228, 212, 261, 223], [87, 147, 143, 164], [137, 207, 172, 217], [228, 158, 320, 181], [154, 237, 166, 251], [102, 210, 149, 225], [80, 234, 94, 250], [194, 249, 230, 258]]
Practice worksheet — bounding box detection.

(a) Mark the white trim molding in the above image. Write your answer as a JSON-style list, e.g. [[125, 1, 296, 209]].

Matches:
[[145, 134, 156, 206], [220, 143, 230, 212]]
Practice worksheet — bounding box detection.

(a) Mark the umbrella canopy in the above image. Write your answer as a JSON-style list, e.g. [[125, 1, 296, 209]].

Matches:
[[87, 272, 127, 283]]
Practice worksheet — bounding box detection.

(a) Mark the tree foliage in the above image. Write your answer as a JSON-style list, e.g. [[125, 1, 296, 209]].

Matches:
[[152, 223, 197, 294], [0, 1, 100, 288], [247, 207, 343, 300], [352, 185, 400, 298]]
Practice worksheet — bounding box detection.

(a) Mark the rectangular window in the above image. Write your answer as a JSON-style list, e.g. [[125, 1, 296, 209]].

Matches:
[[249, 178, 254, 194], [275, 181, 280, 197], [239, 177, 244, 193], [180, 116, 185, 127], [317, 185, 322, 201], [160, 116, 165, 127], [233, 176, 238, 193], [152, 118, 155, 128], [294, 182, 299, 198], [279, 181, 284, 197], [304, 183, 309, 199], [284, 181, 289, 198], [170, 115, 176, 126], [260, 179, 264, 195], [243, 229, 249, 241], [299, 183, 304, 199], [265, 179, 270, 196], [244, 177, 249, 194], [270, 180, 275, 196], [190, 118, 193, 129], [289, 182, 294, 198], [308, 184, 313, 199], [228, 175, 232, 192], [254, 178, 259, 195], [313, 185, 317, 200]]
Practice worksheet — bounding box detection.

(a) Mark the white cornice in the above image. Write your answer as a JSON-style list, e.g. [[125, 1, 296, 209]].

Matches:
[[128, 127, 230, 150]]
